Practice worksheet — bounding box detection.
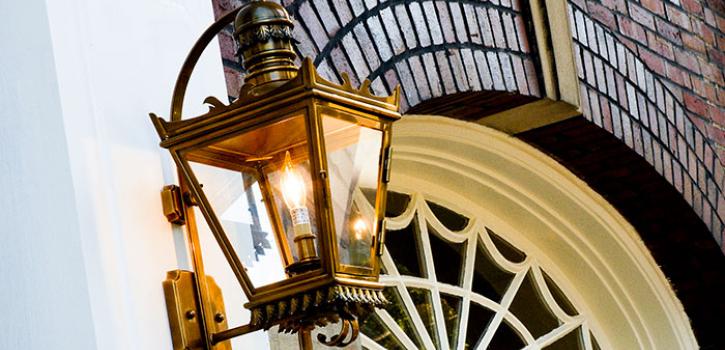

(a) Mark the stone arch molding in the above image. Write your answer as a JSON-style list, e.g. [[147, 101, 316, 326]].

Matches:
[[215, 0, 542, 110], [388, 115, 698, 349]]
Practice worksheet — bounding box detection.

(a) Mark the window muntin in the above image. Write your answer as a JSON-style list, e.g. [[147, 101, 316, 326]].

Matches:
[[359, 191, 602, 350]]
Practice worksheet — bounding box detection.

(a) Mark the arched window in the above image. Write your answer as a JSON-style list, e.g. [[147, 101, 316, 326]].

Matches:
[[357, 191, 603, 350], [346, 115, 696, 350]]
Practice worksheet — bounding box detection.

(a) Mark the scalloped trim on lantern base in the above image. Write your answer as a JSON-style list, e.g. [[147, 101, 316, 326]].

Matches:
[[249, 284, 388, 336]]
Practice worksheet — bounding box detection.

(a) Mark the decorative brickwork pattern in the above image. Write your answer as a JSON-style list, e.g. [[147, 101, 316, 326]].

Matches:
[[569, 4, 725, 244], [212, 0, 541, 111], [570, 0, 725, 162]]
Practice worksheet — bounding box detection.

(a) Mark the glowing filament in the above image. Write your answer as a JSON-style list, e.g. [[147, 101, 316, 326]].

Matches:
[[280, 151, 306, 210], [353, 217, 367, 240]]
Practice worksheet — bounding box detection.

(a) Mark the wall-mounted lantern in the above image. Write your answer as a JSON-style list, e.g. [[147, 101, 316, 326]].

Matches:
[[150, 1, 400, 349]]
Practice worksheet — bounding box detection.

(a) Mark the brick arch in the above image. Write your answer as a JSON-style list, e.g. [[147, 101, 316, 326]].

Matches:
[[214, 0, 542, 110], [568, 3, 725, 244]]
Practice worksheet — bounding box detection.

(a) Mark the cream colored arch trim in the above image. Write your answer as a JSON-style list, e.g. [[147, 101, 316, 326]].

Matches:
[[388, 115, 697, 349]]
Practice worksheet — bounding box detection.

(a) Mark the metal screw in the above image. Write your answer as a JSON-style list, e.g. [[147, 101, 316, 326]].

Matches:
[[185, 310, 196, 320], [214, 313, 225, 323]]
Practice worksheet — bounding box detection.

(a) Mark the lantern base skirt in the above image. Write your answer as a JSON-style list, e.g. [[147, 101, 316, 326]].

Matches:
[[248, 283, 388, 335]]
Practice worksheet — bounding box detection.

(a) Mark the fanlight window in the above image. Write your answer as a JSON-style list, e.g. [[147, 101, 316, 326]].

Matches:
[[357, 191, 604, 350]]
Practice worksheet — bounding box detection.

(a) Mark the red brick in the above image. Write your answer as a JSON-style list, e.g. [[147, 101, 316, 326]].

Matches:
[[684, 92, 710, 117], [706, 123, 725, 145], [525, 58, 542, 97], [629, 3, 655, 29], [631, 121, 642, 155], [692, 76, 707, 97], [580, 85, 592, 120], [639, 47, 666, 75], [664, 80, 685, 100], [641, 0, 665, 15], [692, 19, 715, 45], [665, 62, 692, 88], [213, 0, 237, 17], [674, 47, 702, 73], [617, 74, 628, 105], [515, 13, 531, 52], [707, 47, 725, 66], [601, 95, 613, 131], [587, 2, 616, 29], [601, 0, 627, 13], [692, 78, 721, 105], [666, 4, 693, 31], [705, 83, 721, 106], [681, 0, 703, 15], [690, 112, 707, 135], [704, 8, 716, 27], [223, 66, 243, 97], [618, 16, 648, 44], [330, 47, 359, 87], [299, 2, 330, 50], [718, 148, 725, 166], [718, 13, 725, 32], [699, 58, 724, 85], [655, 17, 682, 45], [620, 36, 639, 51], [647, 32, 675, 60], [218, 31, 237, 61], [682, 32, 707, 53], [710, 105, 724, 125]]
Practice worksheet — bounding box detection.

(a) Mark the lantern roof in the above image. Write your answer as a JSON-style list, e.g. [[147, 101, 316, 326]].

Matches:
[[150, 58, 400, 150]]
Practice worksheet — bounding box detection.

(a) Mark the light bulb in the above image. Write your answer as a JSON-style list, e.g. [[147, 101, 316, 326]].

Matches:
[[353, 217, 367, 240], [280, 151, 306, 209]]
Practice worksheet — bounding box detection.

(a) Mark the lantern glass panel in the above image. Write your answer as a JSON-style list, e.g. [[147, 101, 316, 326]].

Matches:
[[183, 113, 322, 287], [189, 162, 287, 287], [321, 111, 383, 269]]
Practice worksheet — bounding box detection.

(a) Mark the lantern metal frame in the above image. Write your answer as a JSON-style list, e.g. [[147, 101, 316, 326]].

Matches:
[[151, 4, 400, 349]]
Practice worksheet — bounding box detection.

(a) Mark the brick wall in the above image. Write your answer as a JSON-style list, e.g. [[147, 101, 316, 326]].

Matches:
[[213, 0, 541, 111], [569, 3, 725, 246], [572, 0, 725, 163]]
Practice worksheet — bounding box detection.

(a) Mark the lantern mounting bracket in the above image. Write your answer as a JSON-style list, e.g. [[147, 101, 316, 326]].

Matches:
[[152, 1, 400, 349], [161, 185, 186, 225], [163, 270, 233, 350]]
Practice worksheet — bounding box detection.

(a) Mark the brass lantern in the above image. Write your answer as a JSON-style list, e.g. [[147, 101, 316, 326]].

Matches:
[[150, 1, 399, 348]]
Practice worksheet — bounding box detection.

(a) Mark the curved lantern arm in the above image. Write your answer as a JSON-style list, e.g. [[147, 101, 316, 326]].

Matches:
[[170, 7, 241, 122]]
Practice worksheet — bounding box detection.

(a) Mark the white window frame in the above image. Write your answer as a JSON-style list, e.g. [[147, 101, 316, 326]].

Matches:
[[363, 115, 698, 349]]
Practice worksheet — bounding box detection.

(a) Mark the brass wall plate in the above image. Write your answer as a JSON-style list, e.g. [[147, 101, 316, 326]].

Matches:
[[163, 270, 231, 350], [161, 185, 185, 225]]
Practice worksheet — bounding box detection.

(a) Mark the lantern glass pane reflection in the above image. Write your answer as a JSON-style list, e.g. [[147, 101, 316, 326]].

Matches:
[[183, 113, 321, 288], [322, 112, 383, 269], [190, 162, 287, 286]]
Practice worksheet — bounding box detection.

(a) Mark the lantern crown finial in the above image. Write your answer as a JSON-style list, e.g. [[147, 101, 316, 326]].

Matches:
[[234, 1, 297, 94]]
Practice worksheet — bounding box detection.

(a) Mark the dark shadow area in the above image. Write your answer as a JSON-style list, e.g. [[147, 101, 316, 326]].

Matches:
[[408, 91, 537, 121], [519, 116, 725, 349]]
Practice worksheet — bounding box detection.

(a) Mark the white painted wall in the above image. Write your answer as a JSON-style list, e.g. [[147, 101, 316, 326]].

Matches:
[[43, 0, 229, 347], [1, 0, 278, 348], [0, 0, 97, 348]]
